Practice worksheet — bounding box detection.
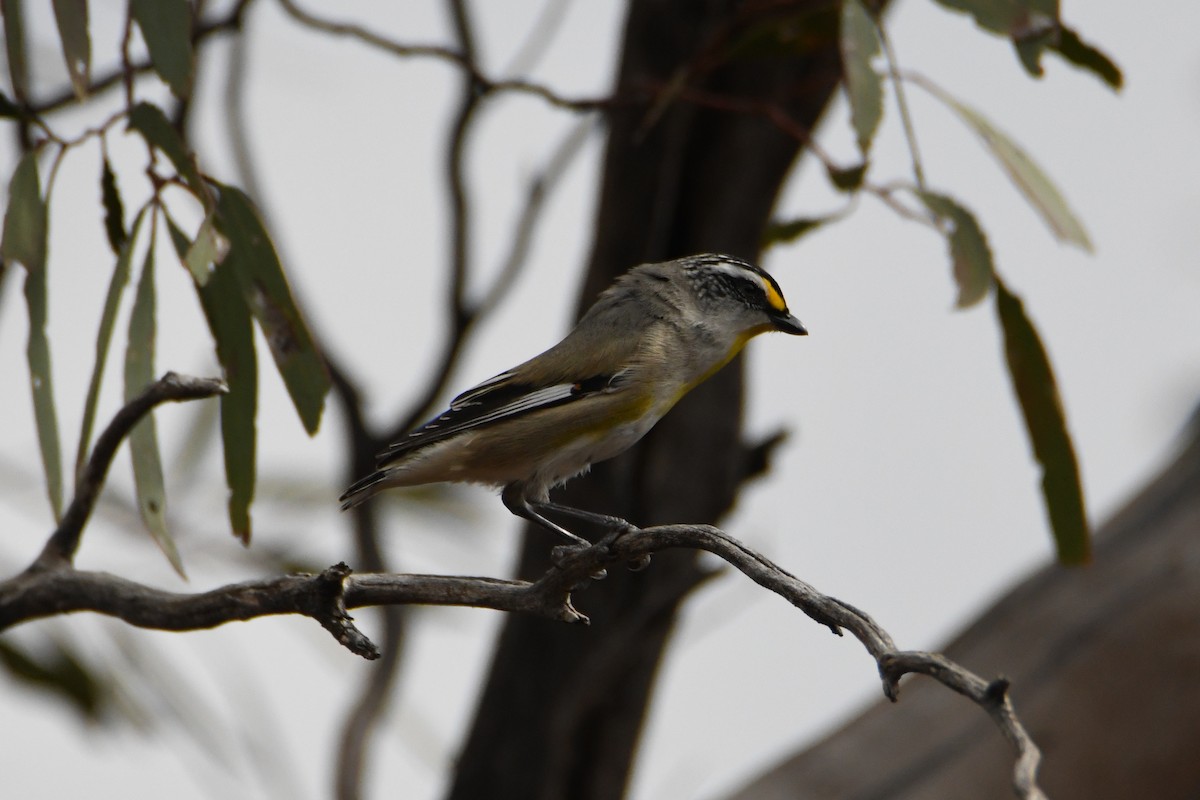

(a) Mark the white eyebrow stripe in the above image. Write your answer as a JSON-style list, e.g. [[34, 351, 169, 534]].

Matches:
[[692, 256, 759, 283]]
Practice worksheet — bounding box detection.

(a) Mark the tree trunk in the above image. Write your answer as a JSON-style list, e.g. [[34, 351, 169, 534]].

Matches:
[[727, 411, 1200, 800], [448, 2, 844, 799]]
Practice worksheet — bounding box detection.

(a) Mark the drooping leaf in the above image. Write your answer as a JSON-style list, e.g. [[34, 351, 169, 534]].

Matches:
[[994, 277, 1090, 564], [928, 0, 1058, 38], [839, 0, 883, 155], [124, 222, 185, 576], [77, 208, 148, 484], [212, 183, 329, 435], [1013, 24, 1056, 78], [2, 152, 62, 520], [1, 0, 30, 102], [826, 161, 868, 192], [130, 0, 194, 99], [762, 208, 847, 248], [1049, 25, 1122, 91], [0, 89, 23, 119], [100, 156, 126, 254], [918, 190, 995, 308], [169, 218, 257, 543], [917, 79, 1091, 251], [51, 0, 90, 99], [126, 102, 207, 204], [0, 639, 107, 720], [183, 215, 229, 287], [2, 150, 46, 268]]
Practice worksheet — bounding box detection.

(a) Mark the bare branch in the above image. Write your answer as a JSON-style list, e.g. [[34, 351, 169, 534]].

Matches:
[[1, 522, 1045, 799], [274, 0, 607, 112], [34, 373, 227, 569]]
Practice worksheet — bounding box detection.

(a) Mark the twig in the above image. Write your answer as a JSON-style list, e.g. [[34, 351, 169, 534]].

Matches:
[[23, 1, 254, 116], [33, 373, 227, 569], [274, 0, 607, 112], [1, 523, 1045, 799], [875, 18, 926, 191]]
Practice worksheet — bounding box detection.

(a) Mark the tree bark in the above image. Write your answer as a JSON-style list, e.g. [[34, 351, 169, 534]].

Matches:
[[448, 2, 844, 799], [727, 411, 1200, 800]]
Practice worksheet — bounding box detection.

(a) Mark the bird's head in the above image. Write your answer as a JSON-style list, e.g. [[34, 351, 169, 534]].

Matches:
[[673, 253, 807, 339]]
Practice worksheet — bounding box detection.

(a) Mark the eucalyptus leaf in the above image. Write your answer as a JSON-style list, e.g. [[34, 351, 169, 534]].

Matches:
[[994, 277, 1090, 564], [2, 152, 62, 520], [918, 191, 995, 308], [213, 183, 329, 435], [126, 103, 207, 205], [125, 224, 185, 576], [1050, 25, 1122, 90], [826, 161, 868, 192], [183, 216, 230, 287], [77, 209, 148, 483], [1, 0, 30, 102], [169, 217, 257, 543], [51, 0, 90, 99], [130, 0, 194, 99], [928, 0, 1058, 37], [839, 0, 883, 155], [0, 639, 107, 720], [101, 157, 126, 254], [917, 79, 1091, 251], [762, 207, 849, 248]]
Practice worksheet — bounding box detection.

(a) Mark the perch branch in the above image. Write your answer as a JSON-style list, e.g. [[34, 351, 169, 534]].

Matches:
[[1, 523, 1044, 799]]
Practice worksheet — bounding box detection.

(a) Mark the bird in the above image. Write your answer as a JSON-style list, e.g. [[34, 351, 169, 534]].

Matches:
[[339, 253, 807, 547]]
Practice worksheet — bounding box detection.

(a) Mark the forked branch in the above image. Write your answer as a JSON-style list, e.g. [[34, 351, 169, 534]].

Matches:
[[1, 522, 1045, 800]]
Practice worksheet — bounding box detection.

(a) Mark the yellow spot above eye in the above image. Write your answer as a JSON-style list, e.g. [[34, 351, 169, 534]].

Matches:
[[761, 277, 787, 312]]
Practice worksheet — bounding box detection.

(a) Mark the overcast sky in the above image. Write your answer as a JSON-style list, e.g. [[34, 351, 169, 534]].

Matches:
[[3, 2, 1199, 799]]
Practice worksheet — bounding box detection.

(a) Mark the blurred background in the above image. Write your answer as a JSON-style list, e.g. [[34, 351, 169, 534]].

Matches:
[[2, 1, 1198, 798]]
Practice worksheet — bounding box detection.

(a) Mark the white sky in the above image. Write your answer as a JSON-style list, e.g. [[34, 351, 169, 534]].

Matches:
[[3, 1, 1199, 799]]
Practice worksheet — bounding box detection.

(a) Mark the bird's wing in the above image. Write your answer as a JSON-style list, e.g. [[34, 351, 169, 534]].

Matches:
[[375, 368, 635, 466], [376, 295, 658, 466]]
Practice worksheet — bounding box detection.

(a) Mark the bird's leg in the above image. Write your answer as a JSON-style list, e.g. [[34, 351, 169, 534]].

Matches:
[[530, 501, 638, 538], [501, 485, 592, 549], [532, 500, 647, 573]]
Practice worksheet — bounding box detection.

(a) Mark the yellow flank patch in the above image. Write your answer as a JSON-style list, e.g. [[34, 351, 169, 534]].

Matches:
[[761, 277, 787, 312]]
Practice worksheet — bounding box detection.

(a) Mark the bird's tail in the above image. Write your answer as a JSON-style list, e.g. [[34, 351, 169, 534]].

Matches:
[[338, 470, 390, 511]]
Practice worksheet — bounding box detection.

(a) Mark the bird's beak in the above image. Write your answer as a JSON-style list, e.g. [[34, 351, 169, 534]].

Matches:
[[771, 311, 808, 336]]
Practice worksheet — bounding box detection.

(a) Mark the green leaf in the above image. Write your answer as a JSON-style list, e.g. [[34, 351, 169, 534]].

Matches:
[[0, 639, 106, 720], [213, 183, 329, 435], [130, 0, 193, 99], [0, 89, 23, 119], [917, 79, 1091, 251], [169, 218, 257, 543], [928, 0, 1057, 37], [124, 222, 185, 576], [826, 161, 868, 192], [1049, 25, 1122, 91], [1, 0, 30, 102], [839, 0, 883, 155], [2, 150, 46, 269], [1013, 24, 1056, 78], [77, 208, 148, 484], [994, 278, 1090, 564], [183, 216, 229, 287], [2, 152, 62, 520], [51, 0, 90, 99], [126, 102, 207, 203], [762, 208, 848, 248], [100, 156, 126, 254], [917, 191, 995, 308]]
